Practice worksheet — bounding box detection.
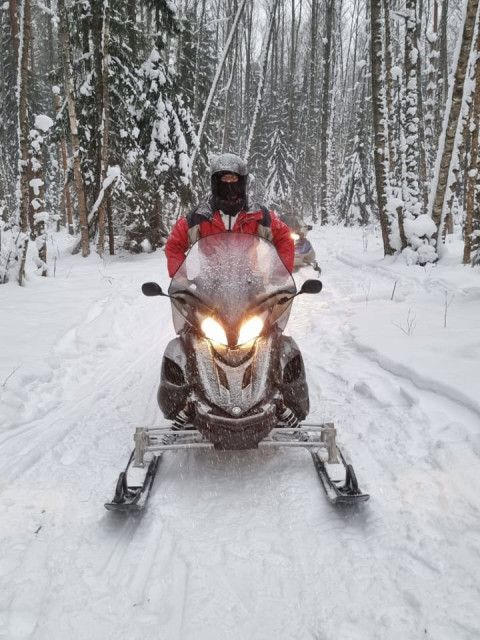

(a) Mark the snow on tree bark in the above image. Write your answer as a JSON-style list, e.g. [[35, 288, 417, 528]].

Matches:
[[400, 0, 436, 265], [425, 1, 439, 178], [320, 0, 334, 226], [29, 116, 53, 276], [463, 11, 480, 264], [53, 88, 74, 235], [430, 0, 480, 253], [16, 0, 32, 285], [58, 0, 90, 258], [370, 0, 395, 255], [96, 0, 111, 256]]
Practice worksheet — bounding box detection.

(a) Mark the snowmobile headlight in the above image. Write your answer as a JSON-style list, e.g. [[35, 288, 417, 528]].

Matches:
[[237, 316, 264, 346], [291, 232, 300, 241], [201, 317, 228, 346]]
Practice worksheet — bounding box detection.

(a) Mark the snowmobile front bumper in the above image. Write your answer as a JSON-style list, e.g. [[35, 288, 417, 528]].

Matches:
[[193, 401, 278, 450]]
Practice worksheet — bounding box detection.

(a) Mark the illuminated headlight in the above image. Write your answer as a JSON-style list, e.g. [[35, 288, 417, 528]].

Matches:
[[201, 317, 228, 345], [237, 316, 264, 346], [291, 232, 300, 241]]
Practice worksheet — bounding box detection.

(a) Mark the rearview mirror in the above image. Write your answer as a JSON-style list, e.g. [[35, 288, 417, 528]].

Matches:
[[142, 282, 165, 297], [300, 279, 322, 295]]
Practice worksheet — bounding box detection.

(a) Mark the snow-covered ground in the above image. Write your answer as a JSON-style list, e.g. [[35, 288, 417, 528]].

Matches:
[[1, 226, 479, 640]]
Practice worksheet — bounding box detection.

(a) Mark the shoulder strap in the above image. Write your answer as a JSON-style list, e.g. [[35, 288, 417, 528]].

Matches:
[[185, 197, 215, 228], [259, 205, 271, 227]]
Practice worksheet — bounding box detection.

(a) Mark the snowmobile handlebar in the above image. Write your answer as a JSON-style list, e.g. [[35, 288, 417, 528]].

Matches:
[[142, 278, 322, 307]]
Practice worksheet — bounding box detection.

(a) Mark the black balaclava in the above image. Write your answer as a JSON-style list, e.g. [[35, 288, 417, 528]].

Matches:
[[211, 171, 247, 216]]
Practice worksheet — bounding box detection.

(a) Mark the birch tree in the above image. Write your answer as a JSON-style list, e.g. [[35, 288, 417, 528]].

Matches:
[[429, 0, 480, 255], [370, 0, 395, 255], [16, 0, 32, 284], [53, 86, 74, 235], [29, 116, 53, 276], [319, 0, 334, 225], [58, 0, 90, 257], [96, 0, 111, 255], [463, 12, 480, 264]]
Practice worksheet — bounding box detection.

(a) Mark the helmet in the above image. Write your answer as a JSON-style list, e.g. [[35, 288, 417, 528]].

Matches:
[[210, 153, 247, 216], [210, 153, 247, 177]]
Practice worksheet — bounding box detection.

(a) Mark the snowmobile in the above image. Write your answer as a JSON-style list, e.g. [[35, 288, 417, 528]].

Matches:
[[292, 232, 320, 272], [105, 233, 368, 512], [281, 215, 320, 273]]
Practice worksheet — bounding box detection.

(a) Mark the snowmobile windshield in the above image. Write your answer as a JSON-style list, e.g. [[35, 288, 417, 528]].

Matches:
[[168, 232, 296, 341]]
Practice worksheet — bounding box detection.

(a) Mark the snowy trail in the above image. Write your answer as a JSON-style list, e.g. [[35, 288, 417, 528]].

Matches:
[[1, 229, 480, 639]]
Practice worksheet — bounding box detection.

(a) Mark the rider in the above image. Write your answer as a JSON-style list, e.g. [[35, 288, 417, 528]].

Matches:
[[165, 153, 294, 276]]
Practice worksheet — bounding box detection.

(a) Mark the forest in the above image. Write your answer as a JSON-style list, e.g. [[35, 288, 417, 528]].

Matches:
[[1, 0, 479, 285]]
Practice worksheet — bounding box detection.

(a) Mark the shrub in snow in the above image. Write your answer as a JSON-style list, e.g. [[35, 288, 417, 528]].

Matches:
[[403, 214, 437, 264]]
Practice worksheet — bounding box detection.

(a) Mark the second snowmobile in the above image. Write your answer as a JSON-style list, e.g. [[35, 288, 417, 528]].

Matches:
[[281, 215, 321, 273], [105, 233, 368, 511]]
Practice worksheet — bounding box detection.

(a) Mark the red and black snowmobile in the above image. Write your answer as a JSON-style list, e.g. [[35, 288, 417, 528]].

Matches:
[[105, 233, 368, 511]]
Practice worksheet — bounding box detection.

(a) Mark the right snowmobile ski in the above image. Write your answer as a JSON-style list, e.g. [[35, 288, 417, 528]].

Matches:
[[311, 447, 370, 505]]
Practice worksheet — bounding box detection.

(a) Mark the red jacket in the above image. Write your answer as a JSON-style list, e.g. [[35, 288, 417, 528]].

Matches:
[[165, 199, 294, 277]]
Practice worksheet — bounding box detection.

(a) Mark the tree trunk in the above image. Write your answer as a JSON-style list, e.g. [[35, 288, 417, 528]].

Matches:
[[92, 0, 104, 200], [53, 89, 74, 235], [382, 0, 395, 178], [127, 0, 136, 58], [415, 1, 429, 210], [370, 0, 395, 255], [9, 0, 20, 63], [463, 14, 480, 263], [58, 0, 90, 257], [97, 0, 111, 255], [17, 0, 32, 285], [430, 0, 479, 250], [404, 0, 423, 218], [192, 0, 206, 122], [309, 0, 319, 223], [107, 191, 115, 255], [425, 0, 439, 177], [320, 0, 334, 225], [30, 125, 49, 275], [437, 0, 449, 132]]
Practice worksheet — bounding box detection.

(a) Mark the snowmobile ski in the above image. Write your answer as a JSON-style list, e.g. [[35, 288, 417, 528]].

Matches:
[[311, 446, 369, 505], [104, 451, 160, 512]]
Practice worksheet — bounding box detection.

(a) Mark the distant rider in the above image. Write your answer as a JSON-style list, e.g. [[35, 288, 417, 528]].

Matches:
[[165, 153, 294, 276]]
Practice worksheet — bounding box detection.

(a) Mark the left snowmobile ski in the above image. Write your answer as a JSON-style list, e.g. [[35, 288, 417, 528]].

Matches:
[[104, 451, 160, 512]]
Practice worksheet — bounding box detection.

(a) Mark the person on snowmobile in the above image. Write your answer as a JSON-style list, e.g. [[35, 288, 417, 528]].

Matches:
[[165, 153, 294, 277]]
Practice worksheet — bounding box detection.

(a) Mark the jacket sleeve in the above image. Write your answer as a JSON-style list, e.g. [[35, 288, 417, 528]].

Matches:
[[165, 217, 190, 277], [270, 212, 294, 273]]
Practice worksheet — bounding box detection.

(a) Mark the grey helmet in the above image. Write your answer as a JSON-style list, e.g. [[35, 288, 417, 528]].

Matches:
[[210, 152, 248, 216], [210, 153, 247, 177]]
